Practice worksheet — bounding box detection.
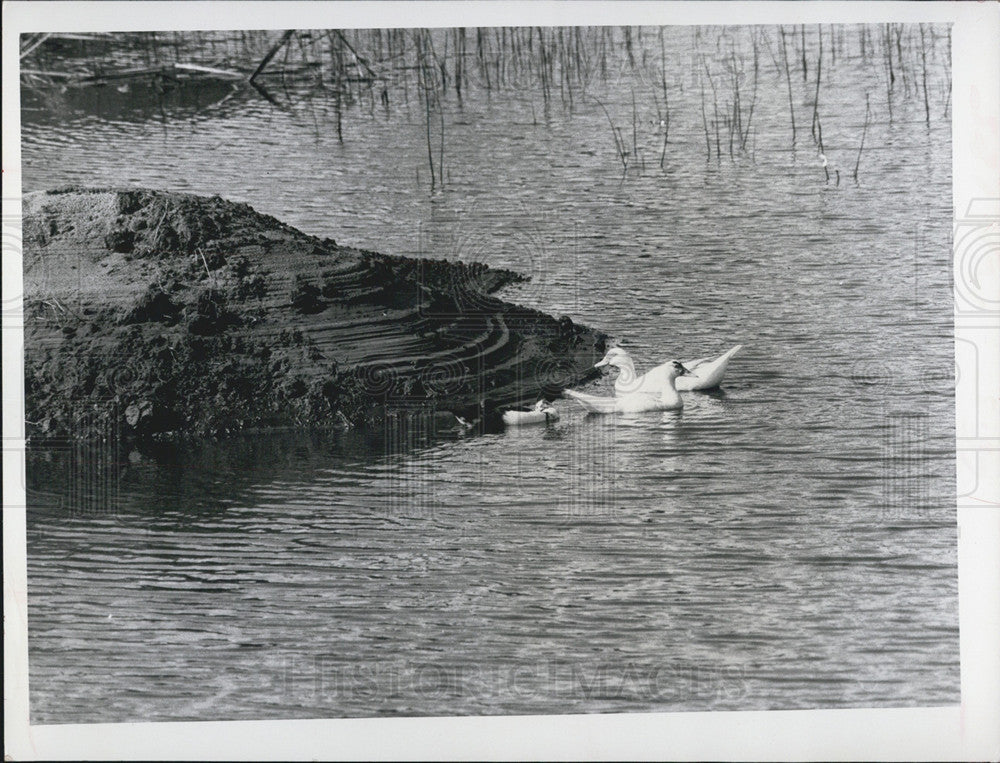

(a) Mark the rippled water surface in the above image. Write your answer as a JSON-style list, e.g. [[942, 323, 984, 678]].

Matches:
[[21, 26, 957, 722]]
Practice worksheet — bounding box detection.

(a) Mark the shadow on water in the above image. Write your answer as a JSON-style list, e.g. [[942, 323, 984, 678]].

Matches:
[[25, 412, 478, 522], [21, 77, 251, 125]]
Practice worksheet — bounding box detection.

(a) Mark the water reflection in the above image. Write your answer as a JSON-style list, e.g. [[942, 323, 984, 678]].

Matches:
[[22, 77, 245, 124]]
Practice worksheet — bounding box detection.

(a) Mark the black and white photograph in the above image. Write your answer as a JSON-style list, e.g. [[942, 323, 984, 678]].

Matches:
[[4, 1, 999, 759]]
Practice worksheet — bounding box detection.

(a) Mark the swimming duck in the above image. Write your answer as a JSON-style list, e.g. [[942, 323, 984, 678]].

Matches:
[[563, 360, 690, 413], [502, 399, 560, 426], [595, 344, 742, 393]]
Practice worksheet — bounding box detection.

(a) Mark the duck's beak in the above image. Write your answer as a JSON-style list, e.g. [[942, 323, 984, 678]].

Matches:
[[678, 364, 691, 376], [594, 357, 610, 369]]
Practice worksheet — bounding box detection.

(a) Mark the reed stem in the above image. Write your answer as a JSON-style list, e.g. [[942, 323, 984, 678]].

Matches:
[[811, 25, 823, 143], [779, 26, 797, 145], [853, 93, 871, 183]]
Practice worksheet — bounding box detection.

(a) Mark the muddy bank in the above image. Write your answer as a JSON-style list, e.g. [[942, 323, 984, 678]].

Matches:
[[22, 188, 606, 442]]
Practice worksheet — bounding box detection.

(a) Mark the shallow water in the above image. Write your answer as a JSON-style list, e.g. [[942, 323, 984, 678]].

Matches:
[[21, 26, 957, 722]]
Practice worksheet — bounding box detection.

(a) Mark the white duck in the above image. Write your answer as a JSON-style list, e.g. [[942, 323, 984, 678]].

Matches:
[[595, 344, 742, 393], [563, 360, 690, 413]]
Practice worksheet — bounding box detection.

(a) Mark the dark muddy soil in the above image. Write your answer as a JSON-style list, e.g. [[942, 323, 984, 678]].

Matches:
[[23, 188, 606, 443]]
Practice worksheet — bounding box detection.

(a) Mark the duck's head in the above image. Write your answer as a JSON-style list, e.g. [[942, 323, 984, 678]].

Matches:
[[667, 360, 691, 379], [594, 346, 632, 371]]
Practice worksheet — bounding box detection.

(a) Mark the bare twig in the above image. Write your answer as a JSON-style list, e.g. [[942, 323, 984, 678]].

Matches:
[[816, 113, 829, 184], [810, 25, 823, 143], [699, 72, 711, 160], [919, 24, 931, 127], [703, 60, 721, 160], [741, 31, 760, 151], [333, 29, 380, 80], [779, 26, 797, 144], [853, 93, 871, 183], [174, 62, 244, 79], [658, 29, 670, 168], [20, 33, 51, 60], [249, 29, 295, 83], [631, 87, 638, 162], [592, 96, 629, 176], [415, 31, 436, 192]]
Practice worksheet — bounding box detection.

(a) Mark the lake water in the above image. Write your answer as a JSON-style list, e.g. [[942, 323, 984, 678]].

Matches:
[[20, 26, 958, 723]]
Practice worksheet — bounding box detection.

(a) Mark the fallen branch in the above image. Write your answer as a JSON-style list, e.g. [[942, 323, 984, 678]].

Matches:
[[174, 62, 245, 79], [19, 69, 79, 79], [19, 33, 50, 60], [333, 29, 381, 80], [249, 30, 295, 83], [80, 65, 178, 83]]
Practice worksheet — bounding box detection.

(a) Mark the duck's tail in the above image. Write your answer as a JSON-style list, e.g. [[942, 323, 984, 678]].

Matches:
[[684, 344, 743, 372], [562, 389, 617, 413], [720, 343, 743, 362], [678, 344, 743, 391]]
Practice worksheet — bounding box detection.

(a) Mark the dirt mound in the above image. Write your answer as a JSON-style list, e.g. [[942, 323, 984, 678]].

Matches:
[[23, 188, 606, 442]]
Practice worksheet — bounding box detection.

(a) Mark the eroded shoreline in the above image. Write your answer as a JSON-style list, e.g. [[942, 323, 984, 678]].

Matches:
[[23, 188, 606, 442]]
